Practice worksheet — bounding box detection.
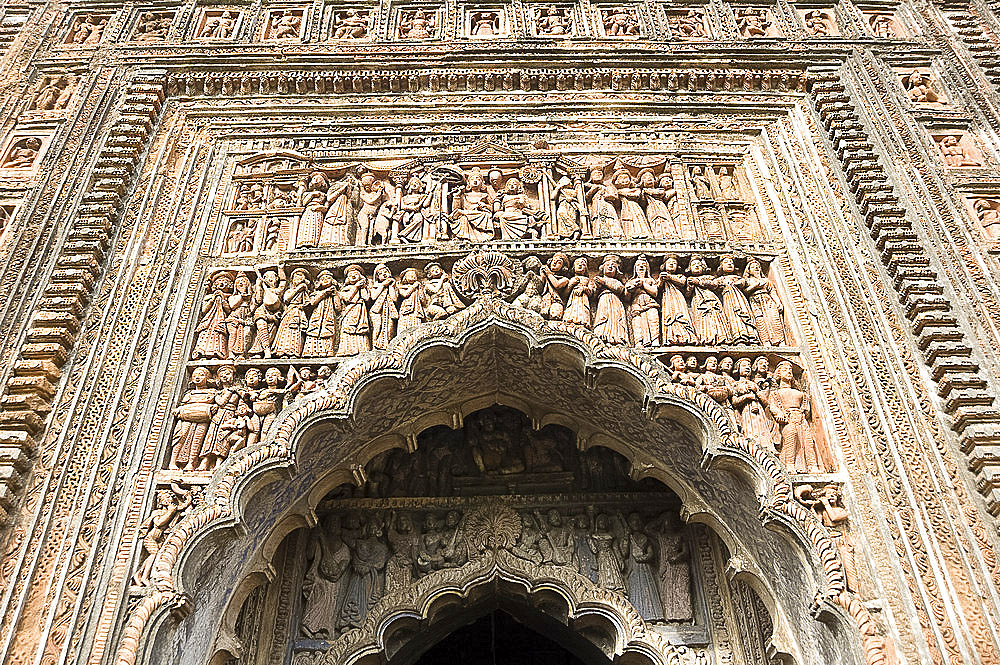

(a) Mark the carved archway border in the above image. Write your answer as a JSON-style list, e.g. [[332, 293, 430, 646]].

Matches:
[[114, 296, 886, 665], [321, 548, 687, 665]]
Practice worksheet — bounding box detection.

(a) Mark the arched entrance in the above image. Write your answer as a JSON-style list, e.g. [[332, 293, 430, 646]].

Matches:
[[119, 308, 873, 665]]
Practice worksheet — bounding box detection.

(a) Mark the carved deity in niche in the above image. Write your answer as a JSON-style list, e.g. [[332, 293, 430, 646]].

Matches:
[[30, 76, 73, 110], [135, 11, 172, 39], [973, 199, 1000, 239], [613, 169, 652, 238], [768, 362, 835, 473], [936, 135, 982, 167], [601, 7, 641, 36], [2, 138, 41, 168], [267, 9, 303, 39], [399, 9, 437, 39], [296, 172, 330, 248], [736, 7, 776, 38], [903, 70, 942, 104], [669, 10, 708, 38], [67, 14, 106, 44], [357, 172, 387, 245], [802, 9, 835, 36], [321, 173, 357, 245], [333, 9, 370, 39], [469, 10, 501, 36], [586, 168, 626, 238], [450, 167, 494, 242], [494, 177, 544, 239], [396, 267, 426, 333], [534, 5, 572, 35], [868, 12, 899, 38], [396, 173, 440, 242], [689, 166, 713, 200], [336, 518, 389, 631], [589, 513, 627, 594], [624, 512, 665, 621]]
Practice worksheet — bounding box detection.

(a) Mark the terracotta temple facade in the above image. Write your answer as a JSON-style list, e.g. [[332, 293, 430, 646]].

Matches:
[[2, 1, 1000, 664]]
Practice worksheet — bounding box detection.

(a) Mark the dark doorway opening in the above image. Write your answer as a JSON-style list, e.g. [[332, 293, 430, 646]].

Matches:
[[410, 610, 590, 665]]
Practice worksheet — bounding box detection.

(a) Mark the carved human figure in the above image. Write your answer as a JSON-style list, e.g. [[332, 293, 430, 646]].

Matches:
[[715, 255, 758, 345], [273, 268, 311, 357], [249, 268, 285, 358], [586, 168, 625, 238], [385, 513, 419, 592], [334, 9, 369, 39], [797, 485, 857, 590], [696, 356, 733, 405], [803, 10, 833, 36], [602, 7, 640, 36], [538, 253, 570, 320], [493, 177, 543, 240], [593, 254, 629, 344], [213, 11, 236, 38], [652, 512, 692, 621], [626, 255, 660, 347], [289, 366, 322, 404], [535, 5, 571, 35], [224, 220, 253, 253], [623, 513, 664, 621], [135, 11, 172, 39], [441, 510, 468, 567], [686, 257, 729, 344], [399, 9, 436, 39], [242, 367, 283, 447], [31, 76, 72, 110], [336, 265, 372, 355], [369, 264, 398, 349], [736, 8, 771, 37], [192, 273, 233, 359], [224, 272, 253, 359], [416, 514, 447, 572], [169, 367, 218, 470], [451, 167, 494, 242], [731, 357, 779, 452], [974, 199, 1000, 238], [301, 515, 351, 639], [321, 174, 356, 246], [424, 263, 465, 320], [671, 10, 707, 38], [768, 361, 834, 473], [668, 354, 693, 386], [69, 14, 105, 44], [396, 267, 426, 333], [938, 135, 981, 167], [469, 11, 500, 36], [512, 513, 543, 564], [610, 170, 649, 238], [550, 175, 582, 239], [641, 170, 680, 238], [589, 513, 626, 595], [572, 514, 598, 582], [715, 167, 740, 200], [269, 10, 302, 39], [516, 257, 545, 313], [689, 166, 713, 200], [2, 138, 41, 168], [396, 174, 439, 242], [868, 13, 896, 38], [304, 270, 339, 357], [337, 516, 390, 630], [296, 172, 329, 248], [564, 257, 595, 327], [903, 71, 940, 103], [132, 482, 193, 585], [199, 365, 241, 470], [742, 258, 786, 345], [535, 509, 577, 567], [659, 255, 698, 344]]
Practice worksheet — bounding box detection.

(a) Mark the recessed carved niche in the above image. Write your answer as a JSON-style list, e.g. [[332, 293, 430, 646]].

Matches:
[[0, 135, 44, 170], [933, 132, 983, 168], [797, 8, 838, 36], [195, 9, 243, 39], [734, 6, 781, 38], [263, 8, 306, 40]]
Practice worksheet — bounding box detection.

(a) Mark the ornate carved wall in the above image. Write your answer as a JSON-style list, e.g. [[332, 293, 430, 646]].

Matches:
[[2, 1, 1000, 664]]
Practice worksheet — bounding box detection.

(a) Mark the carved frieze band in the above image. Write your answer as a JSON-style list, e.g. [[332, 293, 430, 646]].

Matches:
[[810, 72, 1000, 514]]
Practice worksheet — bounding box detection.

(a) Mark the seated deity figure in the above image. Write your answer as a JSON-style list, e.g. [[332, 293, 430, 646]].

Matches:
[[535, 6, 571, 35], [424, 263, 465, 320], [450, 167, 494, 242], [334, 10, 369, 39], [493, 177, 544, 240], [400, 9, 436, 39]]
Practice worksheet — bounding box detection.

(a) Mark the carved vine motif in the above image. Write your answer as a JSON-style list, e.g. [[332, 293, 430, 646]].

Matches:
[[217, 143, 762, 254]]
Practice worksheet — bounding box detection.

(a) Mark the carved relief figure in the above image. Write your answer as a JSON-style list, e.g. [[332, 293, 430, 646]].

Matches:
[[669, 10, 708, 38], [396, 174, 440, 242], [249, 268, 285, 358], [385, 513, 419, 592], [689, 166, 713, 200], [201, 366, 249, 470], [451, 167, 494, 242], [336, 265, 371, 355], [424, 263, 465, 320], [696, 355, 733, 405], [225, 272, 253, 359], [30, 76, 73, 110], [494, 177, 544, 240], [301, 515, 351, 639], [67, 14, 106, 44], [601, 7, 640, 36], [768, 362, 834, 473], [274, 268, 311, 357], [731, 357, 778, 452], [743, 258, 786, 345], [200, 11, 237, 38], [169, 367, 218, 470], [369, 264, 398, 349], [396, 267, 426, 333], [135, 11, 172, 39], [593, 254, 629, 344], [614, 169, 652, 238], [549, 175, 583, 239], [589, 513, 626, 595], [296, 172, 330, 248], [626, 255, 660, 347], [2, 138, 41, 168], [564, 256, 595, 327], [803, 10, 834, 36], [469, 11, 500, 36], [686, 257, 729, 344], [937, 135, 981, 167], [304, 270, 339, 357], [334, 9, 369, 38], [268, 10, 302, 39], [903, 70, 941, 104], [652, 512, 692, 621], [540, 253, 571, 320], [715, 255, 758, 345], [736, 7, 774, 38], [536, 509, 576, 567], [587, 168, 625, 238], [659, 255, 698, 344], [192, 273, 233, 359], [868, 13, 897, 38], [624, 512, 664, 621], [534, 5, 572, 35], [133, 483, 193, 585], [642, 170, 680, 238], [715, 166, 740, 200], [797, 485, 857, 591], [337, 518, 389, 630], [399, 9, 437, 39], [243, 367, 284, 446], [321, 173, 357, 246], [973, 199, 1000, 239]]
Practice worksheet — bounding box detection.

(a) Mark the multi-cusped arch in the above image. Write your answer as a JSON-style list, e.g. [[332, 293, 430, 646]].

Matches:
[[115, 297, 881, 665]]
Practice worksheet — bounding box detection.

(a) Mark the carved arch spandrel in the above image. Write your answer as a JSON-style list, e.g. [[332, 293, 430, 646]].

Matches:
[[115, 297, 881, 665]]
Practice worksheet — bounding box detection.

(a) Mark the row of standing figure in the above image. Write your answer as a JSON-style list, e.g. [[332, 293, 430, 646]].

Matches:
[[169, 364, 332, 471], [191, 263, 465, 361], [669, 353, 835, 474], [300, 508, 691, 639], [520, 253, 787, 347]]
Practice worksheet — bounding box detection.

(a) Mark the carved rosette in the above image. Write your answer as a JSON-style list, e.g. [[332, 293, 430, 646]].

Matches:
[[450, 250, 526, 301], [464, 503, 522, 552]]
